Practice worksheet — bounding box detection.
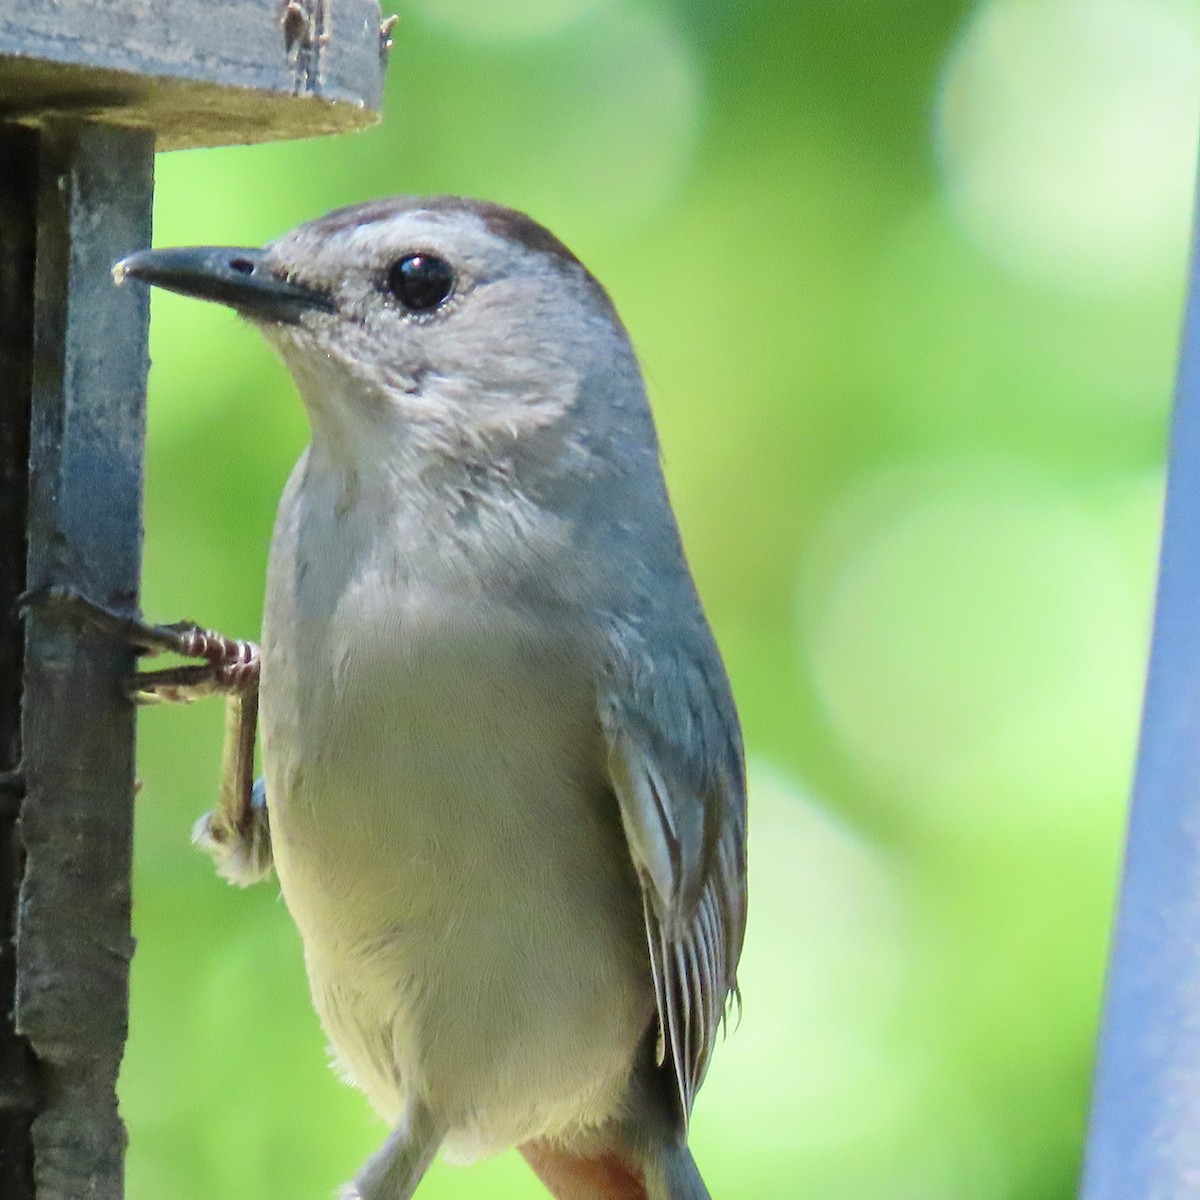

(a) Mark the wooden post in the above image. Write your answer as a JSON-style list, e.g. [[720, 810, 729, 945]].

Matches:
[[0, 6, 389, 1197], [0, 122, 39, 1200]]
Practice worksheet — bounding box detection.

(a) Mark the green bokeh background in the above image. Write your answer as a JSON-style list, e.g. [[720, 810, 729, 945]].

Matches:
[[121, 1, 1194, 1196]]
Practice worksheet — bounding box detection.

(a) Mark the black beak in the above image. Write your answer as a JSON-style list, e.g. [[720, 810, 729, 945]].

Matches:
[[113, 246, 334, 323]]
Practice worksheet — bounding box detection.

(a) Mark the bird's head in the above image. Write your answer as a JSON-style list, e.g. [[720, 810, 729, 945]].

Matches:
[[116, 197, 653, 473]]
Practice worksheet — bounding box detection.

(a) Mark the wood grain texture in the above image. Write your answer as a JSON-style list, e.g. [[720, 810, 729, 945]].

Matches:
[[17, 120, 152, 1200], [0, 122, 38, 1200], [0, 0, 388, 148]]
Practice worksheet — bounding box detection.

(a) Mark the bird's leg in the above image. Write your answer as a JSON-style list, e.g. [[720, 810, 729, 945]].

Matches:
[[23, 585, 271, 884], [193, 691, 273, 888], [345, 1100, 444, 1200]]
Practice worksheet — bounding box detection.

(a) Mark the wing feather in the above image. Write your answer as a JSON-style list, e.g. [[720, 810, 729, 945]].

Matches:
[[601, 625, 748, 1126]]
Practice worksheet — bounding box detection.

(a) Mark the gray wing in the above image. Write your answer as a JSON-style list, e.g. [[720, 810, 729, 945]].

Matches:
[[599, 618, 747, 1123]]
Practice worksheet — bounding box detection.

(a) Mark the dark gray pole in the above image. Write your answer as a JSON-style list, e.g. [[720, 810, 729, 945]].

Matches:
[[9, 120, 153, 1200], [1079, 185, 1200, 1197], [0, 123, 39, 1200]]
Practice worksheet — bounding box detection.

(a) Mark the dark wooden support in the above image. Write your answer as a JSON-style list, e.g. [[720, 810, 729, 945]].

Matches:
[[0, 0, 389, 147], [0, 123, 39, 1200], [15, 121, 154, 1200], [0, 5, 389, 1197]]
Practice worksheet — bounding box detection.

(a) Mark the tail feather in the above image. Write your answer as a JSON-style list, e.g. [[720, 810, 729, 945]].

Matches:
[[656, 1142, 710, 1200]]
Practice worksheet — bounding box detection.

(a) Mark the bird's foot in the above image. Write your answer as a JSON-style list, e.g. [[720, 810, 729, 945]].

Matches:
[[194, 776, 272, 887], [23, 585, 270, 883], [21, 584, 260, 705]]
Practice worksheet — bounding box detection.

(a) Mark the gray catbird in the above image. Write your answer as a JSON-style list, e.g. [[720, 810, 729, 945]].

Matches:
[[113, 197, 747, 1200]]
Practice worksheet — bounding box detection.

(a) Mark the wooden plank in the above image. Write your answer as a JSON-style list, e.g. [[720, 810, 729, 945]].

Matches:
[[0, 122, 38, 1200], [16, 120, 153, 1200], [0, 0, 389, 148]]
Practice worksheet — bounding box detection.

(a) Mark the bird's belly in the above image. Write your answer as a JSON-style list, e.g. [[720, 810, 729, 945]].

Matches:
[[260, 609, 653, 1153]]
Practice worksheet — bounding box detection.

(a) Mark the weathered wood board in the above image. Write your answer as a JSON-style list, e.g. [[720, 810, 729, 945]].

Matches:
[[0, 0, 390, 147]]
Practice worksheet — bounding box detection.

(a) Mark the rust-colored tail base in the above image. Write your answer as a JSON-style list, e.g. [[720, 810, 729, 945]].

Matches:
[[520, 1140, 649, 1200]]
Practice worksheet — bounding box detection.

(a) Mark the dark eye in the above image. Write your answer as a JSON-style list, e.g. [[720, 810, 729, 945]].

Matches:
[[386, 253, 455, 312]]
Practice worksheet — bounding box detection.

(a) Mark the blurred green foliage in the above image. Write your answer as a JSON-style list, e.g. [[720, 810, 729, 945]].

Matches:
[[122, 1, 1192, 1197]]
